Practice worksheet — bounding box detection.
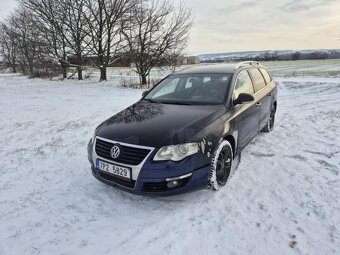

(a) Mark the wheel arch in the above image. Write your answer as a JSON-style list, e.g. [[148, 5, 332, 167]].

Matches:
[[273, 101, 277, 111], [223, 134, 236, 157]]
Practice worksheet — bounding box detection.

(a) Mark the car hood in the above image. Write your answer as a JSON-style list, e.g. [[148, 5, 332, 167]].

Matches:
[[96, 101, 226, 148]]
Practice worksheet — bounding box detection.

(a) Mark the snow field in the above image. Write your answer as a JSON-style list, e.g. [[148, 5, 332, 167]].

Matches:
[[0, 73, 339, 255]]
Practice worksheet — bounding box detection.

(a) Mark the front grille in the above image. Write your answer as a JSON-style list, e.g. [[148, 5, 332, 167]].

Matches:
[[99, 171, 136, 189], [95, 138, 151, 166]]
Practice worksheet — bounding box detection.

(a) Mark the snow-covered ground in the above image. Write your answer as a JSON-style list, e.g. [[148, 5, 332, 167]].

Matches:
[[0, 74, 339, 255], [264, 59, 340, 77], [80, 59, 340, 81], [60, 59, 340, 84]]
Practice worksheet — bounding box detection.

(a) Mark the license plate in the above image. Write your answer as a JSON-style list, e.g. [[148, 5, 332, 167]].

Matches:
[[96, 159, 131, 180]]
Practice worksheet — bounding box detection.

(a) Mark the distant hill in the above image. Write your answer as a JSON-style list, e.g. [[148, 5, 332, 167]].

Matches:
[[199, 49, 340, 62]]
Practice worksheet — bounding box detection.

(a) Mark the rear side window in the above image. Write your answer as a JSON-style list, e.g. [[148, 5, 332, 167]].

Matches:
[[259, 68, 272, 84], [233, 71, 254, 99], [249, 69, 266, 92]]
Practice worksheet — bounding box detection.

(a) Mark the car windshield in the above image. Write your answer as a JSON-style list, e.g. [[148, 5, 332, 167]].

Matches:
[[144, 73, 232, 105]]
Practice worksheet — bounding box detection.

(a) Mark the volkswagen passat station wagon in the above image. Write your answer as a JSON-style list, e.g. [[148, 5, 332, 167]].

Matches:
[[87, 62, 277, 196]]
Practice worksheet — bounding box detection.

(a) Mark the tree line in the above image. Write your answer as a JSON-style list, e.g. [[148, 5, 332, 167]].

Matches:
[[0, 0, 193, 85], [202, 50, 332, 64]]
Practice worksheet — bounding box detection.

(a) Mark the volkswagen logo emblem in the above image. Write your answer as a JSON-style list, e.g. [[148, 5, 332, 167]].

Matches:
[[110, 145, 120, 159]]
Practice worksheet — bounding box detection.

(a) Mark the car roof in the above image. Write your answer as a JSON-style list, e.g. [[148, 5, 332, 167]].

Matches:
[[175, 62, 267, 75]]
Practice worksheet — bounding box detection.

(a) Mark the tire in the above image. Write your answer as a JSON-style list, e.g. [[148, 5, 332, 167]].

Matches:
[[207, 140, 233, 191], [262, 104, 276, 133]]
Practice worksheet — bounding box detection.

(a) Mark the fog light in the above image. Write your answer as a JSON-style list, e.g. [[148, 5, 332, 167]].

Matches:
[[167, 180, 180, 189]]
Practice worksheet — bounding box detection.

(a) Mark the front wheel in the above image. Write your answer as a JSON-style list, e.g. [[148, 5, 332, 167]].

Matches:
[[207, 140, 233, 191]]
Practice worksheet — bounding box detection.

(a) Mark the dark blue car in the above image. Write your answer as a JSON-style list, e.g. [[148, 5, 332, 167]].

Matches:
[[87, 62, 277, 196]]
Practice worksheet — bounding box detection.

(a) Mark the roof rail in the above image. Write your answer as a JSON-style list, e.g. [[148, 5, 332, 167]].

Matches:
[[234, 61, 260, 70]]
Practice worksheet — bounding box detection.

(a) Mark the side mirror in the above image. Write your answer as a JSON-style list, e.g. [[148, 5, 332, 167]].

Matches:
[[234, 93, 255, 105], [142, 90, 149, 97]]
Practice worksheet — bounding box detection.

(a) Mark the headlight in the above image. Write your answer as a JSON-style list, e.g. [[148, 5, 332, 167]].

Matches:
[[153, 143, 199, 161]]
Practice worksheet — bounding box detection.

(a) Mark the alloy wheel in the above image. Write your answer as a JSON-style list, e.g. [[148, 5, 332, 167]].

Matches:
[[216, 146, 232, 186]]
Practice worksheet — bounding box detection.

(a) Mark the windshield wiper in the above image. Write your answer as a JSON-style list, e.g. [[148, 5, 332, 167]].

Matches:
[[159, 101, 192, 105], [143, 98, 159, 103], [144, 99, 192, 105]]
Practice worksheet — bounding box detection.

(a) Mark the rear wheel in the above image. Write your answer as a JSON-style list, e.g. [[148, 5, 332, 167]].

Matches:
[[262, 104, 276, 132], [207, 140, 233, 191]]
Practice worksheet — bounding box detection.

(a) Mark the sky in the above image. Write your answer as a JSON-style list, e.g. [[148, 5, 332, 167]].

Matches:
[[1, 0, 340, 55], [0, 0, 17, 20], [184, 0, 340, 54]]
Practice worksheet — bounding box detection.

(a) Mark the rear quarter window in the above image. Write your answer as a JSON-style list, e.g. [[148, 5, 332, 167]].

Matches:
[[249, 69, 266, 92], [259, 68, 272, 84]]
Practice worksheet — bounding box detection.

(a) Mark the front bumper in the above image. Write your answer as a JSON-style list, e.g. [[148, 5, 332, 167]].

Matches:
[[91, 164, 210, 196], [88, 139, 210, 196]]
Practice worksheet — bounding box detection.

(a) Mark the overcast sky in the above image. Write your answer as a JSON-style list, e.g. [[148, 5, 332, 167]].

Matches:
[[1, 0, 340, 55], [0, 0, 17, 20], [185, 0, 340, 54]]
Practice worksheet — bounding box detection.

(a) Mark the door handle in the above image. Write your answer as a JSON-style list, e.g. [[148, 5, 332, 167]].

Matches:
[[256, 102, 261, 107]]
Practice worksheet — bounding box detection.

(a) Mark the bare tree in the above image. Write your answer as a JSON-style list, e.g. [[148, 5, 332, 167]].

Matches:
[[122, 0, 193, 87], [21, 0, 69, 79], [1, 0, 193, 82], [7, 7, 49, 77], [0, 22, 18, 73], [59, 0, 90, 80], [84, 0, 130, 81]]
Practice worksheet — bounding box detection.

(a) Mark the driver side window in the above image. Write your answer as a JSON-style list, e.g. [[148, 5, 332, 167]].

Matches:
[[233, 71, 255, 100], [152, 78, 179, 98]]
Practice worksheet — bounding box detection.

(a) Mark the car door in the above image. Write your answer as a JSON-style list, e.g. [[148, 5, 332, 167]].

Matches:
[[233, 70, 261, 149], [248, 68, 272, 129]]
